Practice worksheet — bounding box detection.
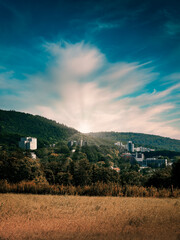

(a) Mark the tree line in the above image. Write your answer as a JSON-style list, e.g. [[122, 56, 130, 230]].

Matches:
[[0, 146, 179, 194]]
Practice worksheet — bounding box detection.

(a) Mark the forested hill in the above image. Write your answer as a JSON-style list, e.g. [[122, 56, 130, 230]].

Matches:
[[88, 132, 180, 152], [0, 109, 78, 146], [1, 109, 180, 151]]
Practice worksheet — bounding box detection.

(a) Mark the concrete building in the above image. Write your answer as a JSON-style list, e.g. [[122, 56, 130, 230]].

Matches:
[[127, 141, 134, 152], [114, 142, 125, 149], [68, 140, 87, 148], [19, 137, 37, 150], [134, 146, 155, 152], [139, 147, 155, 152], [79, 139, 83, 147], [79, 140, 88, 147], [135, 152, 144, 162], [134, 147, 141, 152], [142, 158, 167, 168]]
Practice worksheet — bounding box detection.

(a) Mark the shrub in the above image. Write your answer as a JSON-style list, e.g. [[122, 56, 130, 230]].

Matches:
[[0, 180, 179, 198]]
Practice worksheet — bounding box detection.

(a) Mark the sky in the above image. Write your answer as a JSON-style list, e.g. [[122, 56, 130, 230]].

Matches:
[[0, 0, 180, 139]]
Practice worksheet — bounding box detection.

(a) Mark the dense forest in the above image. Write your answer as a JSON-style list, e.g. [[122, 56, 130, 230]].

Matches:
[[0, 142, 180, 196]]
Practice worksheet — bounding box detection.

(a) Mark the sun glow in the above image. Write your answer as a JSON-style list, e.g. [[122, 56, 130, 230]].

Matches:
[[78, 122, 91, 133]]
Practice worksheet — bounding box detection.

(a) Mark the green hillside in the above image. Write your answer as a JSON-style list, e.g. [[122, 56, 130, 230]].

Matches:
[[88, 132, 180, 152], [0, 109, 78, 146], [0, 109, 180, 151]]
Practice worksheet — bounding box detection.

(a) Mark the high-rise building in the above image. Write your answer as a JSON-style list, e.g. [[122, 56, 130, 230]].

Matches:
[[79, 139, 83, 147], [127, 141, 134, 152], [19, 137, 37, 150], [68, 140, 87, 148]]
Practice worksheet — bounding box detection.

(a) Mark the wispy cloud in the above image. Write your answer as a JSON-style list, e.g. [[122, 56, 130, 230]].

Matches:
[[163, 9, 180, 36], [89, 19, 125, 32], [0, 41, 180, 139], [165, 21, 180, 35], [163, 73, 180, 83]]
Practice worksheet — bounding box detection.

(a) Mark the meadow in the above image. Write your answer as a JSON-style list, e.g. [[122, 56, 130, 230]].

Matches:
[[0, 194, 180, 240]]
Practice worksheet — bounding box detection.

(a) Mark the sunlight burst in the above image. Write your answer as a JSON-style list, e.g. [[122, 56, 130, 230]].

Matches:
[[78, 122, 91, 133]]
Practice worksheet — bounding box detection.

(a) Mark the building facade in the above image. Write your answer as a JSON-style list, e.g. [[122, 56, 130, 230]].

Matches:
[[19, 137, 37, 150], [127, 141, 134, 152], [135, 152, 145, 162]]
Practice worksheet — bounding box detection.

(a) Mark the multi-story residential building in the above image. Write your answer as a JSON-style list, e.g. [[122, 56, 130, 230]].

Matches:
[[114, 141, 125, 148], [127, 141, 134, 152], [68, 140, 87, 148], [142, 158, 167, 168], [19, 137, 37, 150]]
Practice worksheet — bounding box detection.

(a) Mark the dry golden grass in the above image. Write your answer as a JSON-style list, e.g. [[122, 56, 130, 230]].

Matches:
[[0, 194, 180, 240]]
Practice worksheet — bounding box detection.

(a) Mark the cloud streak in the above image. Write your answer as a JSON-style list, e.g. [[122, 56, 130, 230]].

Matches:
[[0, 41, 180, 139]]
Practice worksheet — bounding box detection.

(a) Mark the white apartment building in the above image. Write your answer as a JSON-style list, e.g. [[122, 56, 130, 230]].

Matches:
[[19, 137, 37, 150], [114, 142, 125, 148]]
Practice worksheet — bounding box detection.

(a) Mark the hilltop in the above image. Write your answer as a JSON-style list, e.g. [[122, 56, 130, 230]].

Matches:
[[0, 109, 78, 147], [88, 132, 180, 152]]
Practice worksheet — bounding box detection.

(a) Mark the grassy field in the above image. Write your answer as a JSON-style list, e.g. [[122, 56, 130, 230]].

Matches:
[[0, 194, 180, 240]]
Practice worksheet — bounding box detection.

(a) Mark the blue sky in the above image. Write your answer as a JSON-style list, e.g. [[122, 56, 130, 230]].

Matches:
[[0, 0, 180, 139]]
